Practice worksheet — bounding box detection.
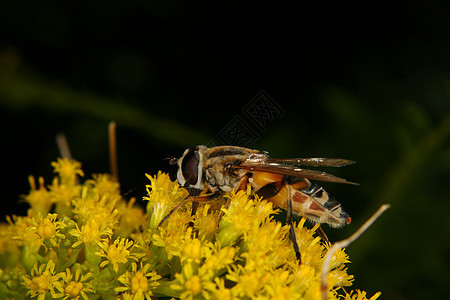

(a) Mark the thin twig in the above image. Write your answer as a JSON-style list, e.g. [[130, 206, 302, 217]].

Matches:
[[56, 133, 72, 160], [55, 132, 79, 185], [321, 204, 390, 300], [108, 121, 119, 181]]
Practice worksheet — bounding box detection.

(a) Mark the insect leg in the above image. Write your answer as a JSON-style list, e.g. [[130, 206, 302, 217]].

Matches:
[[316, 225, 329, 244], [218, 174, 249, 221], [157, 193, 221, 228], [188, 201, 200, 228], [185, 188, 202, 231], [286, 184, 302, 264]]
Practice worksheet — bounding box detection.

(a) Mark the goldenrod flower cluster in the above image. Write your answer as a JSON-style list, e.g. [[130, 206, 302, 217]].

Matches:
[[0, 158, 380, 299]]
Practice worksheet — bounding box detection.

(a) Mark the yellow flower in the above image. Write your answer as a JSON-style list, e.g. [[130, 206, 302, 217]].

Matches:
[[325, 247, 354, 289], [183, 275, 202, 297], [191, 204, 220, 242], [69, 218, 113, 267], [226, 265, 270, 299], [70, 219, 112, 248], [217, 190, 277, 247], [116, 262, 161, 300], [240, 220, 291, 273], [23, 176, 53, 216], [2, 159, 382, 299], [7, 214, 43, 270], [72, 186, 119, 236], [143, 171, 188, 229], [51, 158, 84, 186], [116, 198, 147, 237], [266, 271, 295, 300], [181, 238, 204, 263], [58, 267, 94, 300], [286, 219, 326, 269], [97, 237, 139, 273], [49, 177, 81, 217], [230, 262, 294, 299], [344, 289, 381, 300], [208, 277, 232, 300], [170, 262, 215, 300], [27, 213, 67, 248], [22, 260, 63, 300], [201, 243, 236, 280], [0, 266, 26, 298], [152, 211, 191, 261], [87, 173, 120, 199], [0, 221, 20, 259], [146, 173, 379, 299], [7, 215, 33, 247], [134, 230, 153, 262]]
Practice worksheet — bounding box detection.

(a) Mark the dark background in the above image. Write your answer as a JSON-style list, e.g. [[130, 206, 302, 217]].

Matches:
[[1, 1, 449, 299]]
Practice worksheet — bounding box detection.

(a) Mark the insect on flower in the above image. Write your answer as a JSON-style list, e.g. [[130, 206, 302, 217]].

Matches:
[[159, 145, 357, 264]]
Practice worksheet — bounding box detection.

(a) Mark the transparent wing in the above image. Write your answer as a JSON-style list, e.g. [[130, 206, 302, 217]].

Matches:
[[266, 157, 356, 167], [233, 162, 358, 185]]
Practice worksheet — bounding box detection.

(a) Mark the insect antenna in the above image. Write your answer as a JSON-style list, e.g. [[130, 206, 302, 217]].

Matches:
[[164, 157, 178, 165]]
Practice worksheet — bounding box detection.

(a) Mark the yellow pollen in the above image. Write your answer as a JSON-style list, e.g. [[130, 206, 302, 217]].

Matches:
[[184, 275, 202, 295], [273, 287, 291, 300], [215, 288, 231, 300], [33, 274, 51, 291], [65, 281, 83, 297], [131, 271, 148, 292], [185, 239, 202, 261], [205, 256, 218, 269], [107, 243, 129, 266], [37, 218, 55, 238], [82, 220, 100, 243], [240, 273, 259, 294]]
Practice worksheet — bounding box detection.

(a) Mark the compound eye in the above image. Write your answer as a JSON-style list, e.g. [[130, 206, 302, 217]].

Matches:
[[181, 149, 199, 185]]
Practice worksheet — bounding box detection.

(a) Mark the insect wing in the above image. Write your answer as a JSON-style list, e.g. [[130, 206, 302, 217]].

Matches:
[[266, 157, 355, 167], [233, 162, 358, 185]]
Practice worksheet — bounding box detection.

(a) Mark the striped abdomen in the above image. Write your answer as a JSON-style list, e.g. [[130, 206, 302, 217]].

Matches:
[[249, 171, 351, 227]]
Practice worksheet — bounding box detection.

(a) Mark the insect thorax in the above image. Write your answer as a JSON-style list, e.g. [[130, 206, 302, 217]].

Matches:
[[203, 156, 247, 192]]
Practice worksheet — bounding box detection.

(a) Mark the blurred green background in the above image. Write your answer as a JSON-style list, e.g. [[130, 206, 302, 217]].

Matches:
[[1, 1, 449, 299]]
